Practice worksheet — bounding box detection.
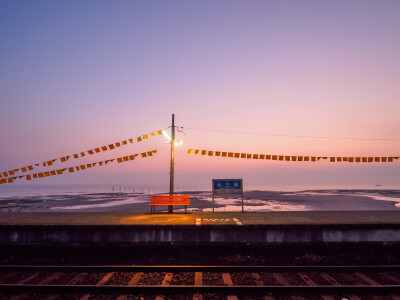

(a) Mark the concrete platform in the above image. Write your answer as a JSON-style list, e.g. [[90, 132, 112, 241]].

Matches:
[[1, 211, 400, 245]]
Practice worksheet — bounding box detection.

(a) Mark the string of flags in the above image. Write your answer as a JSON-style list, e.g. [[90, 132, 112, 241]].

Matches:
[[0, 150, 158, 185], [0, 130, 163, 179], [187, 149, 399, 163]]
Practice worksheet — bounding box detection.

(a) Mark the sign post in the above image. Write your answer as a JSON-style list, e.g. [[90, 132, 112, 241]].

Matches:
[[212, 179, 244, 213]]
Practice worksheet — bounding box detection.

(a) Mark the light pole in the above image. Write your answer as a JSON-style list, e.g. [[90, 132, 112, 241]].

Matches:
[[169, 114, 175, 213]]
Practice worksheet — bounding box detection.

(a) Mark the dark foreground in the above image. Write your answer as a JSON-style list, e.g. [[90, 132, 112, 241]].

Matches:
[[1, 243, 400, 299]]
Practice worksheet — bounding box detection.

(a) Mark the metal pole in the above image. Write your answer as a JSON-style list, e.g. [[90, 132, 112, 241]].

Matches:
[[169, 114, 175, 213]]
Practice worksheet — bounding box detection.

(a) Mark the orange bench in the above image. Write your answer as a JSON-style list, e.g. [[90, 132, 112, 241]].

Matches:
[[150, 195, 190, 213]]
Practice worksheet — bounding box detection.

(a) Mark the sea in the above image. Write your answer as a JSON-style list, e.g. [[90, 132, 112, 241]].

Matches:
[[0, 183, 400, 212]]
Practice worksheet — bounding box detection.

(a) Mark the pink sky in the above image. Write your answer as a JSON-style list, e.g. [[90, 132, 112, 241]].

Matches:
[[0, 1, 399, 189]]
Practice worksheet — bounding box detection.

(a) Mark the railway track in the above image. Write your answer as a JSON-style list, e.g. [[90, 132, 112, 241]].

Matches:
[[1, 265, 400, 299]]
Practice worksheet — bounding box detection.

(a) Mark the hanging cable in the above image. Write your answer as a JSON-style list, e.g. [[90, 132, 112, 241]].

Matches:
[[179, 126, 400, 142]]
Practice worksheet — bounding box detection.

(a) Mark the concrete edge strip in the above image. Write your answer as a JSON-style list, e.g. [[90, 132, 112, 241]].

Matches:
[[232, 218, 243, 226]]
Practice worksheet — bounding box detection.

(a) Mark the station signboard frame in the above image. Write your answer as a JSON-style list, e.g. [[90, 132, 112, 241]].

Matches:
[[212, 178, 244, 213]]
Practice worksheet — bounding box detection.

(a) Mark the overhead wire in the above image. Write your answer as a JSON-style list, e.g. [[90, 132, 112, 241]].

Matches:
[[179, 126, 400, 142]]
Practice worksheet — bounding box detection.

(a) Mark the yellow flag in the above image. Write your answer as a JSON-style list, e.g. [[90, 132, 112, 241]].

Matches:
[[137, 136, 142, 142], [86, 164, 92, 168], [188, 149, 194, 154], [74, 154, 79, 158], [247, 154, 252, 159], [61, 157, 66, 162], [26, 175, 32, 180], [123, 156, 129, 161], [304, 157, 310, 161], [208, 151, 213, 156], [9, 170, 15, 175], [362, 157, 367, 162], [195, 150, 200, 154], [202, 150, 207, 155], [222, 152, 227, 157], [50, 171, 56, 176], [272, 155, 277, 160], [79, 152, 85, 157], [88, 150, 94, 155], [157, 130, 162, 135], [291, 156, 297, 161], [129, 139, 133, 143], [151, 132, 155, 137], [234, 153, 240, 158], [44, 172, 51, 177], [253, 154, 259, 159], [349, 157, 354, 162], [311, 157, 316, 162], [368, 157, 373, 163], [228, 152, 234, 158], [117, 158, 123, 163], [32, 174, 37, 178], [330, 157, 335, 162], [215, 151, 221, 156], [122, 140, 127, 145], [108, 144, 115, 150], [278, 156, 283, 161], [285, 156, 290, 161], [259, 154, 265, 159], [21, 167, 27, 172], [141, 152, 147, 158], [129, 155, 135, 160], [337, 157, 342, 162], [80, 165, 86, 170], [388, 157, 393, 162], [382, 157, 387, 162], [95, 148, 100, 153], [7, 178, 13, 183], [143, 134, 148, 139], [56, 170, 63, 175], [355, 157, 360, 162], [101, 146, 108, 151], [266, 155, 271, 160], [69, 167, 74, 173], [241, 153, 246, 158], [147, 151, 153, 156], [298, 156, 303, 161], [99, 162, 103, 166], [115, 142, 121, 147]]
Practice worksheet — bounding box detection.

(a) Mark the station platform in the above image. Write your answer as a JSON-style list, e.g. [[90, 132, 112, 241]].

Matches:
[[1, 211, 400, 245]]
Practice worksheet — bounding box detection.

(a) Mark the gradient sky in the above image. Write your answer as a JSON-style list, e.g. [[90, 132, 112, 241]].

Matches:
[[0, 0, 399, 189]]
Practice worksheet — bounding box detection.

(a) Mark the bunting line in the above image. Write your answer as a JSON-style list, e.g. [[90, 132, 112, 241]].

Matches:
[[0, 150, 158, 185], [187, 149, 400, 163], [0, 130, 163, 179]]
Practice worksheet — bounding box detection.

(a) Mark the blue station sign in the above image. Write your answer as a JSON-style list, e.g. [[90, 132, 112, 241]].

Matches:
[[212, 179, 243, 194]]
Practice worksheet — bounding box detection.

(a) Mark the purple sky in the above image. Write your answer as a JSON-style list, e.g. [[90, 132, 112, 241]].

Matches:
[[0, 1, 399, 188]]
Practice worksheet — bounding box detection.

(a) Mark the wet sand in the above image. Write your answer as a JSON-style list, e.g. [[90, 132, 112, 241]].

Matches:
[[0, 189, 399, 213]]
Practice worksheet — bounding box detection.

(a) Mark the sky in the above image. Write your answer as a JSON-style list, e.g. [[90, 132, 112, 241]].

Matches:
[[0, 0, 399, 190]]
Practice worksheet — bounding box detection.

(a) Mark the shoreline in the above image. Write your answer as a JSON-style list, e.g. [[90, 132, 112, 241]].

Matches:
[[0, 189, 399, 213]]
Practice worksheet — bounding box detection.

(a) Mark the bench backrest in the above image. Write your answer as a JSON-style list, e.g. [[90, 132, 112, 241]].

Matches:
[[150, 195, 190, 205]]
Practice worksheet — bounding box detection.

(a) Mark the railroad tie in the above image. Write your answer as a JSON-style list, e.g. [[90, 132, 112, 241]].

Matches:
[[251, 273, 275, 300], [193, 272, 203, 300], [80, 272, 115, 300], [272, 273, 301, 300], [116, 272, 144, 300], [47, 273, 89, 300], [10, 273, 41, 300], [222, 273, 238, 300], [354, 272, 400, 300], [155, 272, 173, 300], [297, 272, 334, 300]]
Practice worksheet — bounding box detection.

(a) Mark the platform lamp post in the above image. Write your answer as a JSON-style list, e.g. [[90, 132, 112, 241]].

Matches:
[[169, 114, 175, 213]]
